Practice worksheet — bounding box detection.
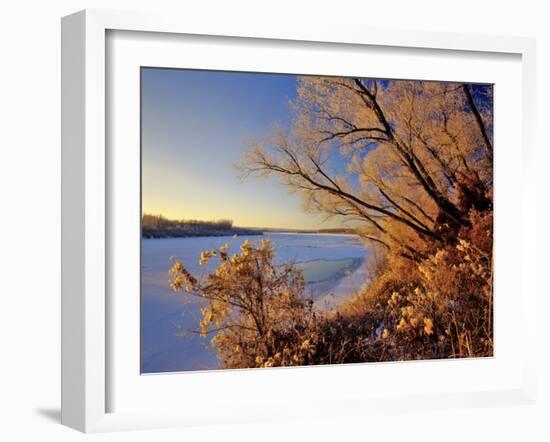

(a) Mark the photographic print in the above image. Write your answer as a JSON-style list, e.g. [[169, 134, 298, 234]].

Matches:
[[140, 68, 493, 373]]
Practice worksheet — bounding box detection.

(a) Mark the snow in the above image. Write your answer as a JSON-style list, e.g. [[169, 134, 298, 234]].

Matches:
[[141, 233, 370, 373]]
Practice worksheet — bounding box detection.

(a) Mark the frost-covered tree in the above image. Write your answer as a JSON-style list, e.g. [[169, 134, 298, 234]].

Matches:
[[241, 78, 493, 260]]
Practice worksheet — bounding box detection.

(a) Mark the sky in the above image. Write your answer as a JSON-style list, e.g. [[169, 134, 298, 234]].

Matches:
[[141, 68, 343, 230]]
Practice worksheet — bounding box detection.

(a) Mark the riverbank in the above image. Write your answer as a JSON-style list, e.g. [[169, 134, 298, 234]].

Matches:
[[142, 227, 262, 239]]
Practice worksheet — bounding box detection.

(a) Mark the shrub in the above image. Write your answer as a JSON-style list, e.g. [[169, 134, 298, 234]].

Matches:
[[170, 239, 320, 369], [340, 209, 493, 361]]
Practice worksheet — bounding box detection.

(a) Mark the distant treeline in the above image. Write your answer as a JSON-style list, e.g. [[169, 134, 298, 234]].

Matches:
[[142, 214, 260, 238], [142, 214, 357, 238]]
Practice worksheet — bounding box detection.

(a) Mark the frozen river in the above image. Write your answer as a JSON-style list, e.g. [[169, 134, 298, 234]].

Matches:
[[141, 233, 369, 373]]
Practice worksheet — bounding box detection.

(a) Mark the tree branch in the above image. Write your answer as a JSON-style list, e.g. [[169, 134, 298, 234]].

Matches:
[[462, 84, 493, 161]]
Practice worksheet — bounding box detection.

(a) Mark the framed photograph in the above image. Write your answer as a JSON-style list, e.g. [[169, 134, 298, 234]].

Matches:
[[61, 9, 537, 432]]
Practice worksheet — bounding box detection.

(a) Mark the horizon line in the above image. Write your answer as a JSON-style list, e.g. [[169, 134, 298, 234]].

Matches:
[[141, 212, 350, 232]]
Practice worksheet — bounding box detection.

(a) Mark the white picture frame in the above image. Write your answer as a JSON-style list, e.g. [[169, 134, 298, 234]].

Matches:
[[61, 9, 537, 433]]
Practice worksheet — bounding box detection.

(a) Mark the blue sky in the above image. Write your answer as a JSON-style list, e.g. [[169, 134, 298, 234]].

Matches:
[[141, 69, 492, 230], [141, 68, 342, 229]]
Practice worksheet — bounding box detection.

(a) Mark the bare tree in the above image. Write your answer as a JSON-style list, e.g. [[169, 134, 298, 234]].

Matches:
[[240, 77, 493, 259]]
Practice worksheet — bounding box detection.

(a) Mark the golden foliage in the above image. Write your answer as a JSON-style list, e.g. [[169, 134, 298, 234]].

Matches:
[[241, 78, 493, 258], [170, 239, 324, 368], [341, 209, 493, 360]]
